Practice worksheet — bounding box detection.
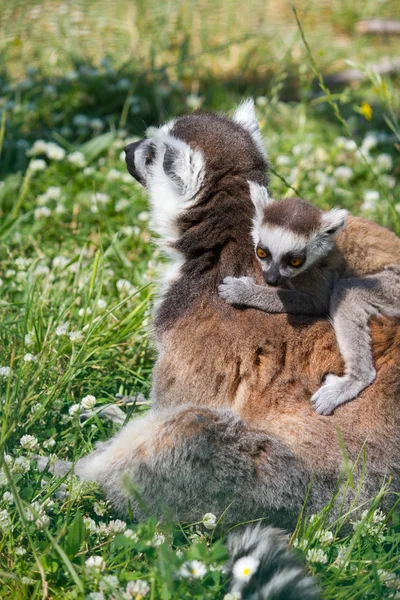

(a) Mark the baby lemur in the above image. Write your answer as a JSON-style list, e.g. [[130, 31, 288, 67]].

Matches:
[[219, 189, 400, 415]]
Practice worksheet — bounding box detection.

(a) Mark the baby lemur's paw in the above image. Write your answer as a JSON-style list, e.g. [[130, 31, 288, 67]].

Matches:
[[218, 276, 256, 305], [312, 372, 375, 416]]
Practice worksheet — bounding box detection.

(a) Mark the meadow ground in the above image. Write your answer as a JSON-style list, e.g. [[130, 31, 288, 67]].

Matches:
[[0, 1, 400, 598]]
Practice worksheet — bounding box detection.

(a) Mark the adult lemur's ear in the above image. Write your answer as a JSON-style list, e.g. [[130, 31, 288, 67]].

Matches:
[[321, 208, 348, 235], [152, 134, 205, 202], [249, 181, 274, 224], [233, 99, 266, 157]]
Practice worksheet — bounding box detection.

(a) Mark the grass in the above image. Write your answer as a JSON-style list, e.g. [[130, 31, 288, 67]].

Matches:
[[0, 0, 400, 598]]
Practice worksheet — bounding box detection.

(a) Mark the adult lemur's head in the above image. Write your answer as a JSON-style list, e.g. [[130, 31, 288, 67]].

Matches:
[[251, 190, 347, 287], [124, 99, 267, 240]]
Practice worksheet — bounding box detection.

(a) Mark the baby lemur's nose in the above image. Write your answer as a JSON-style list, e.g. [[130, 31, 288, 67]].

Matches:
[[124, 139, 145, 155], [264, 272, 280, 286]]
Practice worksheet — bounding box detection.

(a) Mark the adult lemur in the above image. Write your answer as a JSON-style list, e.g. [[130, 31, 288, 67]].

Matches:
[[43, 101, 400, 597], [219, 194, 400, 415]]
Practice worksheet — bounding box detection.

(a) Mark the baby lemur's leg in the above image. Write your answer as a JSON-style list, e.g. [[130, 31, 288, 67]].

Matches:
[[312, 267, 400, 415]]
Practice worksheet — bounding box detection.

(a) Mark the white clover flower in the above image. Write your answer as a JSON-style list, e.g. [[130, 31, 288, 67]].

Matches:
[[20, 435, 38, 450], [276, 155, 291, 166], [78, 307, 92, 317], [121, 226, 140, 237], [0, 278, 2, 287], [91, 192, 110, 206], [3, 491, 14, 504], [151, 532, 166, 547], [87, 593, 104, 600], [137, 211, 149, 222], [15, 257, 31, 270], [36, 514, 50, 529], [85, 555, 106, 571], [333, 166, 353, 182], [81, 394, 96, 409], [125, 580, 150, 597], [186, 95, 203, 110], [232, 555, 259, 582], [106, 168, 122, 181], [0, 509, 11, 531], [179, 560, 207, 579], [376, 153, 393, 172], [15, 546, 27, 556], [55, 202, 66, 214], [34, 206, 51, 219], [55, 321, 69, 336], [361, 133, 379, 152], [45, 143, 65, 161], [24, 353, 37, 363], [223, 593, 241, 600], [115, 198, 130, 212], [292, 537, 309, 551], [124, 529, 139, 542], [67, 151, 87, 168], [4, 454, 13, 466], [333, 545, 349, 568], [97, 299, 107, 310], [90, 118, 104, 132], [116, 279, 136, 296], [108, 519, 126, 534], [361, 190, 379, 211], [99, 575, 120, 591], [344, 139, 357, 151], [69, 331, 83, 343], [84, 166, 95, 176], [33, 264, 50, 277], [317, 529, 334, 544], [29, 159, 47, 172], [27, 140, 48, 156], [52, 256, 69, 269], [0, 366, 11, 378], [306, 548, 328, 564], [84, 517, 98, 533], [94, 501, 107, 516], [5, 269, 16, 278], [21, 577, 35, 585], [43, 438, 56, 449], [24, 331, 35, 346], [69, 403, 81, 416], [372, 508, 386, 524], [73, 114, 90, 127], [13, 456, 31, 474], [202, 512, 217, 529]]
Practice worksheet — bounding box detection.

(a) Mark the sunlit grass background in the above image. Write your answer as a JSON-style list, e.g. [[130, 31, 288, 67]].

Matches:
[[0, 1, 400, 598]]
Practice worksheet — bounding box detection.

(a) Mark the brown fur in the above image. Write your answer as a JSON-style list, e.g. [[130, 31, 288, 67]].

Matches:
[[262, 197, 322, 235]]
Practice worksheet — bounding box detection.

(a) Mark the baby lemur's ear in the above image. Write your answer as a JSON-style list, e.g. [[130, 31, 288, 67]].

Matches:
[[320, 208, 348, 235], [249, 181, 274, 224], [233, 99, 266, 157]]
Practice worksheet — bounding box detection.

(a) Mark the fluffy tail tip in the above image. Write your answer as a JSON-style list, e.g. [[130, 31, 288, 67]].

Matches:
[[226, 524, 320, 599]]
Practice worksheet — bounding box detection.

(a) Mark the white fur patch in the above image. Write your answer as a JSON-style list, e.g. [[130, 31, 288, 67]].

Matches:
[[321, 208, 348, 234], [233, 99, 267, 158], [256, 224, 308, 258], [249, 181, 273, 244], [146, 131, 205, 241]]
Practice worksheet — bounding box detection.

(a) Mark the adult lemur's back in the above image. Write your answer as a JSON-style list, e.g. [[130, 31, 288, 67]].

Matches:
[[54, 101, 400, 597]]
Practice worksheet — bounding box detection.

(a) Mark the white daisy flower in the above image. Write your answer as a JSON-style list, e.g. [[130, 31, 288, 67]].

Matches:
[[232, 555, 260, 582], [179, 560, 207, 579]]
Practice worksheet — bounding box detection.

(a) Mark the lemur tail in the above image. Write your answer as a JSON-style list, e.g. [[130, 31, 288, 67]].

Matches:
[[226, 524, 320, 599]]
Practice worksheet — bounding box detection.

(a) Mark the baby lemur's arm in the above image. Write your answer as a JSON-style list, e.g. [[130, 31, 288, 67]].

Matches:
[[219, 276, 330, 316]]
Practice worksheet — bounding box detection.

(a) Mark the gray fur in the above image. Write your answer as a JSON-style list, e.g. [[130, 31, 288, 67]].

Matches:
[[219, 198, 400, 415], [227, 524, 320, 599]]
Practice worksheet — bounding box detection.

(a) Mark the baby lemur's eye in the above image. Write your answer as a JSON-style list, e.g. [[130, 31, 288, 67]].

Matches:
[[289, 257, 303, 268], [256, 247, 268, 259]]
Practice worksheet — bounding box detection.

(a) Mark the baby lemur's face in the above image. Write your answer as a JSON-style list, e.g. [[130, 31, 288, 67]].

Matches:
[[250, 189, 347, 287]]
